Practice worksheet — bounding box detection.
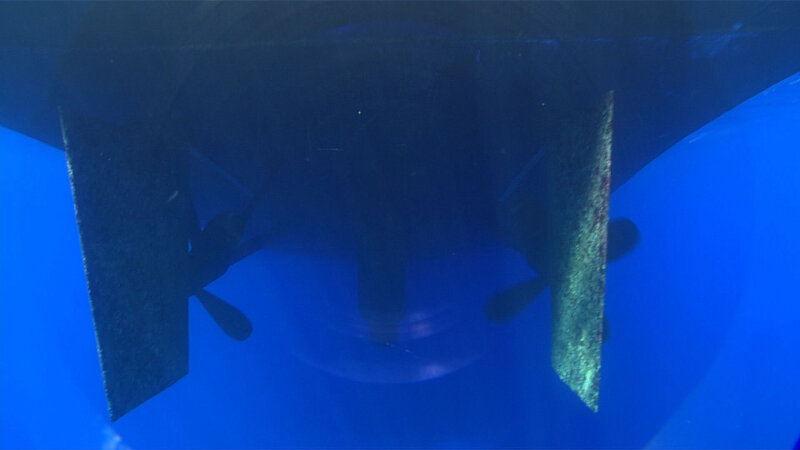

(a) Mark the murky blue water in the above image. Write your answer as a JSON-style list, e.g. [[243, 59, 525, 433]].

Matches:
[[1, 33, 799, 450]]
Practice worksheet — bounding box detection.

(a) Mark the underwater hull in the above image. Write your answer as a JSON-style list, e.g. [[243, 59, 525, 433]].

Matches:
[[1, 3, 799, 252], [2, 2, 800, 419]]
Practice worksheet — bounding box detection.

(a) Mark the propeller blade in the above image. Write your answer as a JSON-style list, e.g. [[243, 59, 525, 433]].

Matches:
[[195, 289, 253, 341]]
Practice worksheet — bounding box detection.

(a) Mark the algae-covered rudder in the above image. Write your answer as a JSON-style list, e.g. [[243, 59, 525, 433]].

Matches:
[[547, 92, 613, 412], [61, 111, 191, 420]]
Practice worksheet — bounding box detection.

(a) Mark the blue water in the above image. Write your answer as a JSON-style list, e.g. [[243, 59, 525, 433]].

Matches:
[[2, 73, 799, 449]]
